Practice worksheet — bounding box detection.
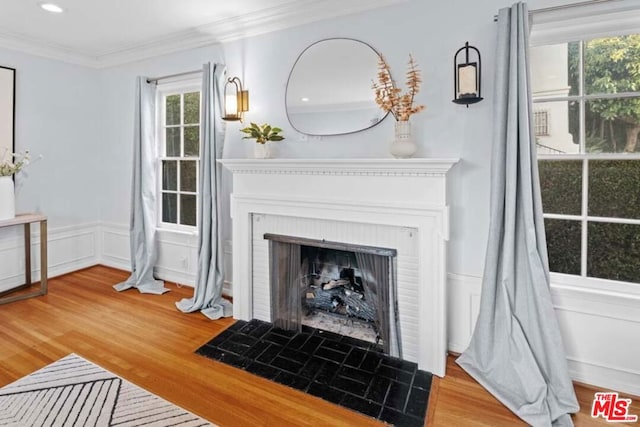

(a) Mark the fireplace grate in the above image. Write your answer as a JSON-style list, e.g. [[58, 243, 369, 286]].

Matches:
[[197, 319, 431, 426]]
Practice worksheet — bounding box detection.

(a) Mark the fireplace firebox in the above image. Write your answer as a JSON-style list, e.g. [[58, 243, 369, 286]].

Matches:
[[265, 233, 401, 357]]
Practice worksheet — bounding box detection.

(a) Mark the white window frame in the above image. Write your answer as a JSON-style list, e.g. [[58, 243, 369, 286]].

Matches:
[[532, 14, 640, 292], [156, 80, 201, 232]]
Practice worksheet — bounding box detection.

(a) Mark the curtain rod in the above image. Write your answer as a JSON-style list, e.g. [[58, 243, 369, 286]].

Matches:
[[493, 0, 613, 22], [146, 69, 202, 83]]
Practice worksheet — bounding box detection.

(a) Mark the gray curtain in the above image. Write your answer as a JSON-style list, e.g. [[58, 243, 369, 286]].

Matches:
[[270, 241, 302, 331], [456, 3, 579, 426], [355, 252, 401, 358], [114, 77, 168, 295], [176, 63, 232, 319]]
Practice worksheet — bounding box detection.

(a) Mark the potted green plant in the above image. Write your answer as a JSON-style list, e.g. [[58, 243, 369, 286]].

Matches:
[[240, 122, 285, 158]]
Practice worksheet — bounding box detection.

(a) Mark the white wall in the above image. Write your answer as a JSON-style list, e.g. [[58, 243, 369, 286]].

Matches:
[[95, 0, 502, 305], [97, 46, 225, 226], [98, 0, 503, 279], [1, 0, 638, 397], [0, 47, 101, 228], [0, 47, 102, 290]]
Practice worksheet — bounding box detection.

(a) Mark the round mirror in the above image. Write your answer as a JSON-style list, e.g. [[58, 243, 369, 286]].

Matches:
[[285, 38, 387, 136]]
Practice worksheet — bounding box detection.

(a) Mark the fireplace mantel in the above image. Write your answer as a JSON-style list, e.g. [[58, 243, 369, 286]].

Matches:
[[219, 157, 459, 377], [219, 158, 458, 176]]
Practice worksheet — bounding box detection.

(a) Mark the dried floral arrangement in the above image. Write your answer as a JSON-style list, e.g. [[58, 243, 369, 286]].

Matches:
[[372, 54, 425, 121]]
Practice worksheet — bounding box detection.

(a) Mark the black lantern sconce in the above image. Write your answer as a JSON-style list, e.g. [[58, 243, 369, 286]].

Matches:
[[453, 42, 483, 107], [222, 76, 249, 122]]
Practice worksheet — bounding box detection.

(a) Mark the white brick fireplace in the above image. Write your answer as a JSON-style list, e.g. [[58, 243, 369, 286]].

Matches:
[[220, 158, 458, 377]]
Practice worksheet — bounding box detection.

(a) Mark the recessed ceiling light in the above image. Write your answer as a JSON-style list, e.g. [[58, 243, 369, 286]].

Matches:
[[301, 97, 310, 102], [39, 3, 64, 13]]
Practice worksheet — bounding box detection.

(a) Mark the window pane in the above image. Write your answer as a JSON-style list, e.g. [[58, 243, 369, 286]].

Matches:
[[531, 42, 579, 98], [180, 194, 197, 226], [166, 127, 180, 156], [545, 219, 582, 275], [585, 97, 640, 153], [539, 160, 582, 215], [180, 160, 197, 192], [162, 193, 177, 224], [162, 160, 177, 191], [533, 101, 579, 154], [184, 126, 199, 157], [589, 160, 640, 219], [588, 222, 640, 283], [184, 92, 200, 124], [584, 35, 640, 96], [166, 94, 180, 126]]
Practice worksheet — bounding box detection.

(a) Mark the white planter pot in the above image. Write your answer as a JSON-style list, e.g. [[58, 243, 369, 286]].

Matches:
[[0, 176, 15, 221], [254, 143, 271, 159], [390, 120, 418, 158]]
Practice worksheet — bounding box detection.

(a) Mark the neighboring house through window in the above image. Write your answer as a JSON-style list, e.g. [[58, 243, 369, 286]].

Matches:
[[157, 82, 201, 230], [530, 10, 640, 287], [534, 110, 550, 137]]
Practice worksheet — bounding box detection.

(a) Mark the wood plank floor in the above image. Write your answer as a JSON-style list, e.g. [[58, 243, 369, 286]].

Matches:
[[0, 266, 638, 426]]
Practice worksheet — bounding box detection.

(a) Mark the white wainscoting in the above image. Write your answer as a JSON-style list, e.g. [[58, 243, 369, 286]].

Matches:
[[99, 222, 130, 271], [446, 272, 482, 354], [446, 272, 640, 397], [98, 222, 233, 294], [102, 223, 200, 283], [101, 222, 200, 285], [0, 221, 232, 294], [0, 222, 100, 293]]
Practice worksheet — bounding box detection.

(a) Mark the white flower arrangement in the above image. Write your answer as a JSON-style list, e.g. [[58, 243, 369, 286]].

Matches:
[[0, 149, 31, 177]]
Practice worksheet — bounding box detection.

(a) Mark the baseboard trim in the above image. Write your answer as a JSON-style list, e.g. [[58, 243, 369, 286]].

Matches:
[[154, 265, 195, 287], [567, 357, 640, 397]]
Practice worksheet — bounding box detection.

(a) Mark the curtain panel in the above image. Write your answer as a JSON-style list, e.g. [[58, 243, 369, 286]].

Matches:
[[114, 76, 168, 295], [176, 62, 231, 319], [456, 3, 580, 426]]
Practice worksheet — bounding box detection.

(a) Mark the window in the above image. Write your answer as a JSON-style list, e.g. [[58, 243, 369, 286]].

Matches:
[[531, 34, 640, 284], [534, 110, 549, 137], [158, 85, 201, 229]]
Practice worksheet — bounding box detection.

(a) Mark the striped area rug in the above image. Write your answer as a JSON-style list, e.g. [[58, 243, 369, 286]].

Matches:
[[0, 354, 215, 427]]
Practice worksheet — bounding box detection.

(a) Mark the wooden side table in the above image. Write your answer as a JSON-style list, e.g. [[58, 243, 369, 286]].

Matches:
[[0, 213, 48, 304]]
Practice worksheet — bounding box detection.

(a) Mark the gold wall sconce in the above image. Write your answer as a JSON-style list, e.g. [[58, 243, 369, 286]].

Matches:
[[223, 77, 249, 122]]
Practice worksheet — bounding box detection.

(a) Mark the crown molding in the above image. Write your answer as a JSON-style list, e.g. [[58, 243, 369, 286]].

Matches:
[[0, 30, 100, 68], [0, 0, 408, 69]]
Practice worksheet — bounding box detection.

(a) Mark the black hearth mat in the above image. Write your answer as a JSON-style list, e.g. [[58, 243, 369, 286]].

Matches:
[[197, 319, 432, 426]]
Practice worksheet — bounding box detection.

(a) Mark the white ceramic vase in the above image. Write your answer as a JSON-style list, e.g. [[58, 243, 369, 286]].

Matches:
[[0, 175, 15, 221], [254, 142, 271, 159], [390, 120, 418, 158]]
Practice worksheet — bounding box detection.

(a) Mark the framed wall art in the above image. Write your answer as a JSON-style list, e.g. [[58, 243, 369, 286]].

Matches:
[[0, 66, 15, 161]]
